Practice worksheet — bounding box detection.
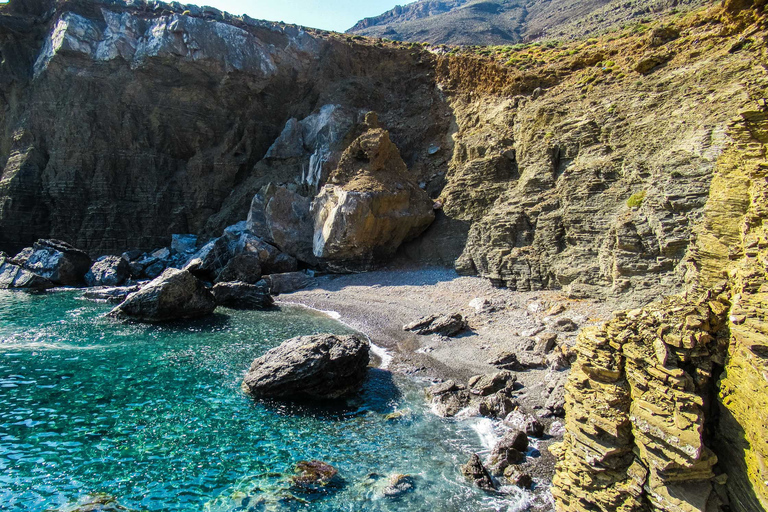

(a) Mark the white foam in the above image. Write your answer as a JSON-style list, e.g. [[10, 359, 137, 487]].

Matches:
[[471, 417, 499, 450]]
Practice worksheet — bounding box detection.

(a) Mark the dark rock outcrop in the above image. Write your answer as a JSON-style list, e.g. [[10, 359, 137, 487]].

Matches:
[[109, 268, 216, 322], [216, 253, 262, 284], [461, 454, 495, 491], [85, 256, 130, 287], [21, 239, 91, 286], [242, 333, 370, 400], [488, 430, 528, 475], [0, 252, 54, 290], [212, 281, 273, 310], [403, 313, 466, 337]]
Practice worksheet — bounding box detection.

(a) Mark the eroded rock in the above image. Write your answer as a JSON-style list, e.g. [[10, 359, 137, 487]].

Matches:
[[85, 256, 130, 287], [22, 239, 91, 286], [212, 281, 273, 310], [403, 313, 466, 337]]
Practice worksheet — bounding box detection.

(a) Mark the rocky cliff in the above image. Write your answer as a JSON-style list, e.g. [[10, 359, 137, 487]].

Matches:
[[550, 4, 768, 511], [348, 0, 706, 45]]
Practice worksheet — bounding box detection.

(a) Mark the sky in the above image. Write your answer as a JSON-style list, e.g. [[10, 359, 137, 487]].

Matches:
[[0, 0, 410, 32], [193, 1, 408, 32]]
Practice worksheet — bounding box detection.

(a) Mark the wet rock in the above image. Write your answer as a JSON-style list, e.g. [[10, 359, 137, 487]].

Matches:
[[0, 253, 55, 290], [468, 370, 516, 396], [109, 268, 216, 322], [488, 431, 527, 475], [487, 351, 526, 371], [22, 239, 91, 286], [312, 124, 434, 272], [503, 467, 533, 489], [383, 409, 412, 421], [242, 333, 369, 400], [403, 313, 466, 337], [382, 474, 416, 498], [83, 285, 141, 304], [263, 271, 313, 295], [216, 253, 262, 284], [212, 281, 273, 310], [504, 411, 545, 437], [461, 453, 496, 491], [478, 392, 518, 419], [426, 380, 471, 417], [85, 256, 130, 287], [291, 460, 343, 493]]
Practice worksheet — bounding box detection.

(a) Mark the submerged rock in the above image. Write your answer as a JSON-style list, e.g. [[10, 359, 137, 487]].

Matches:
[[109, 268, 216, 322], [212, 281, 273, 310], [85, 256, 130, 287], [403, 313, 466, 337], [22, 239, 91, 286], [242, 333, 369, 400], [291, 460, 344, 493], [461, 454, 495, 491], [57, 493, 136, 512], [382, 474, 416, 498]]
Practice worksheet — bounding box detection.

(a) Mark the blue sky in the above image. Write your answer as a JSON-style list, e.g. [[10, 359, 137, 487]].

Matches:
[[0, 0, 408, 32], [194, 1, 407, 32]]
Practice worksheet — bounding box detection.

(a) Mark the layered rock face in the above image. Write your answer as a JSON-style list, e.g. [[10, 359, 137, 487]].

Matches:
[[552, 88, 768, 511]]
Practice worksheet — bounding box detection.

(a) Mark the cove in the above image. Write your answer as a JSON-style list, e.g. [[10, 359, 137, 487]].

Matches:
[[0, 290, 529, 511]]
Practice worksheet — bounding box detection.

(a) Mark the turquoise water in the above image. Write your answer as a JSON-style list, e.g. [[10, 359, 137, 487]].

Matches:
[[0, 290, 531, 511]]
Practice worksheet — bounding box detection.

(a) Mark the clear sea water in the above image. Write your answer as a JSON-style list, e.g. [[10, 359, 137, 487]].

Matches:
[[0, 290, 534, 512]]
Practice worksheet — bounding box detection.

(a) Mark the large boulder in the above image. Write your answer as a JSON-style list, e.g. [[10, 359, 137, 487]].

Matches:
[[109, 268, 216, 322], [85, 256, 130, 287], [264, 185, 317, 265], [212, 281, 274, 310], [461, 454, 496, 491], [242, 333, 370, 400], [0, 252, 54, 290], [311, 119, 435, 272], [22, 239, 91, 286]]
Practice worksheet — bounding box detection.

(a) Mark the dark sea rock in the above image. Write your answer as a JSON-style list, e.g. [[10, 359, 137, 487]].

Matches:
[[461, 454, 495, 491], [212, 281, 273, 310], [109, 268, 216, 322], [488, 431, 527, 475], [0, 252, 54, 290], [403, 313, 466, 337], [22, 239, 91, 286], [242, 333, 369, 399], [85, 256, 130, 287]]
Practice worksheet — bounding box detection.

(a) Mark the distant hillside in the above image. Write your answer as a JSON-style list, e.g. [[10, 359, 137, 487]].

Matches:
[[348, 0, 707, 45]]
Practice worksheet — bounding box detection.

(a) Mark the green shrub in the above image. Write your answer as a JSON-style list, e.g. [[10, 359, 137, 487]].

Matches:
[[627, 191, 646, 208]]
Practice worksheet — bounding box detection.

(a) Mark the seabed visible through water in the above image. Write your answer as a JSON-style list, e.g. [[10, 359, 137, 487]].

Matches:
[[0, 290, 537, 512]]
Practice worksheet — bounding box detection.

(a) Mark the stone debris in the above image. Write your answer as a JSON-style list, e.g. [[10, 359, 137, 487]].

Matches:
[[403, 313, 466, 337]]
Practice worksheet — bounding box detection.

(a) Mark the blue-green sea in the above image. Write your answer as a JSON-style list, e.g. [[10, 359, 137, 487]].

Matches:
[[0, 290, 534, 511]]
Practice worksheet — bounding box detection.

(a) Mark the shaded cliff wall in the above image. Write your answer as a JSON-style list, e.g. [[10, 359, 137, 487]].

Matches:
[[0, 0, 449, 255]]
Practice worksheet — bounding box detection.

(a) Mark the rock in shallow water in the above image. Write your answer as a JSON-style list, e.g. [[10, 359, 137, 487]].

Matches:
[[242, 333, 369, 400], [290, 460, 344, 493], [0, 252, 55, 290], [109, 268, 216, 322], [461, 453, 496, 491], [83, 285, 141, 304]]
